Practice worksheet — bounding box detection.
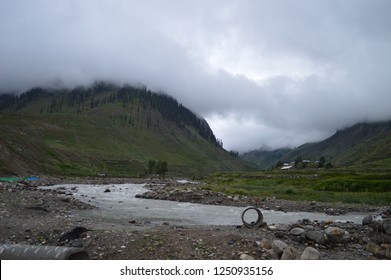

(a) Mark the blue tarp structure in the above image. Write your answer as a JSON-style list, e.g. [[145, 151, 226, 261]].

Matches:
[[24, 177, 40, 181]]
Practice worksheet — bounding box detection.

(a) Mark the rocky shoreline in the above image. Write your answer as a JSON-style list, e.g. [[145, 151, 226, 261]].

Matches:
[[1, 177, 390, 260], [139, 180, 381, 214]]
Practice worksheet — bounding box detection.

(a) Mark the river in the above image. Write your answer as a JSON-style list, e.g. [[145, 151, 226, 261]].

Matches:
[[40, 183, 366, 226]]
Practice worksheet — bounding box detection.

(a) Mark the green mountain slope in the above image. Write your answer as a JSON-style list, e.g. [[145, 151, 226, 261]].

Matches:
[[280, 121, 391, 169], [0, 83, 257, 177], [241, 121, 391, 170]]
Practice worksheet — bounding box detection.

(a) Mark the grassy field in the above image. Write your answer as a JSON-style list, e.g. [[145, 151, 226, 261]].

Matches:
[[204, 170, 391, 206]]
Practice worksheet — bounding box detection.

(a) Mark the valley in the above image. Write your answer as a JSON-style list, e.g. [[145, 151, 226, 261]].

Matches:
[[1, 84, 390, 260]]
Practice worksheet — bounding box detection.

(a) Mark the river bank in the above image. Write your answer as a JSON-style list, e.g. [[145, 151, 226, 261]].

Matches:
[[1, 177, 390, 259]]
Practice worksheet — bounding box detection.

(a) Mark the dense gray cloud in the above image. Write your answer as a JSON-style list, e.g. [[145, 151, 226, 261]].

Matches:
[[1, 0, 391, 152]]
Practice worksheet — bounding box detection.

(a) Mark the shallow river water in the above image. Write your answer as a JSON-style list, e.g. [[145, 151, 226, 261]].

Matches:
[[40, 183, 366, 226]]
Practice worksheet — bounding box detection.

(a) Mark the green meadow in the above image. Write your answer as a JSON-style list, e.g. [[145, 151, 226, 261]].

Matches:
[[204, 170, 391, 206]]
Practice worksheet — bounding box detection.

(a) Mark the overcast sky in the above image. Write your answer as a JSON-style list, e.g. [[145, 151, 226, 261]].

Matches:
[[1, 0, 391, 152]]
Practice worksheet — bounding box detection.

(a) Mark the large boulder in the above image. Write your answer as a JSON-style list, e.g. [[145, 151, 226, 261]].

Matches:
[[305, 230, 326, 245], [325, 226, 350, 243], [362, 214, 373, 226], [272, 240, 288, 257]]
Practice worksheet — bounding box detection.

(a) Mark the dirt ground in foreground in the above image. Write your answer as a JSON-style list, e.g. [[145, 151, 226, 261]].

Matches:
[[0, 178, 390, 260]]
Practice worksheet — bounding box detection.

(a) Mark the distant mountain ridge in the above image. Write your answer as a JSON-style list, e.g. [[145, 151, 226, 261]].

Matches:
[[241, 121, 391, 170], [240, 148, 292, 170], [0, 82, 256, 177]]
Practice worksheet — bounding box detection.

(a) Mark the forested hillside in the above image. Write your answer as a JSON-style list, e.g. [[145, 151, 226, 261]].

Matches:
[[0, 82, 256, 177], [1, 82, 219, 146]]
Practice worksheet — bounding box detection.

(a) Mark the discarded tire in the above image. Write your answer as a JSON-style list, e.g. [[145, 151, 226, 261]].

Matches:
[[241, 207, 264, 228], [0, 244, 91, 260]]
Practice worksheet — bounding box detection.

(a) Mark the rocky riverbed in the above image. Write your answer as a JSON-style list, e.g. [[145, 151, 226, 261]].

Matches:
[[1, 177, 390, 260], [139, 180, 380, 214]]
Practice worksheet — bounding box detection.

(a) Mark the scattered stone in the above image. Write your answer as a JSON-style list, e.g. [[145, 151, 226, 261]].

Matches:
[[305, 230, 326, 245], [371, 220, 384, 234], [268, 225, 278, 231], [290, 233, 307, 244], [382, 219, 391, 235], [70, 240, 84, 247], [272, 240, 288, 257], [324, 220, 333, 225], [325, 226, 350, 243], [369, 232, 391, 244], [383, 208, 391, 218], [366, 243, 386, 259], [61, 197, 72, 203], [362, 215, 373, 226], [289, 228, 305, 236], [258, 239, 272, 250], [325, 208, 342, 215], [386, 246, 391, 259], [239, 253, 255, 260], [301, 247, 321, 260], [104, 189, 111, 193], [274, 231, 286, 239], [58, 227, 90, 243], [263, 249, 279, 259], [281, 246, 298, 260]]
